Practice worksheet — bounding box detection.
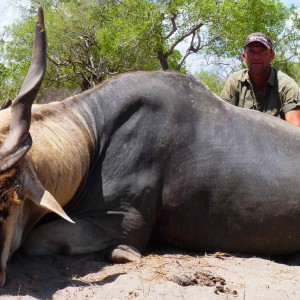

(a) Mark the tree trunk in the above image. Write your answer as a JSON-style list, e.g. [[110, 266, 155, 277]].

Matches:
[[157, 50, 169, 70]]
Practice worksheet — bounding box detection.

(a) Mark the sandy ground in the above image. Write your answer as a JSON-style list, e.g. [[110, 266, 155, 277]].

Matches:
[[0, 246, 299, 300]]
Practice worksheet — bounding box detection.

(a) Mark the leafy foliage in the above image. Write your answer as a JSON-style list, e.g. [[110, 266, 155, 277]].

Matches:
[[196, 70, 225, 96], [95, 0, 162, 71], [1, 0, 300, 101]]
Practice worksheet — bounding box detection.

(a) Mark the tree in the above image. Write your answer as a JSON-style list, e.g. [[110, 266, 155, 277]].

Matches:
[[3, 0, 112, 98], [0, 62, 11, 101], [1, 0, 300, 101], [96, 0, 221, 71], [196, 70, 225, 95]]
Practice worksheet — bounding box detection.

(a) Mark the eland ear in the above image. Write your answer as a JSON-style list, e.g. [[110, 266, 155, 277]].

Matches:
[[23, 161, 74, 223], [31, 190, 75, 224]]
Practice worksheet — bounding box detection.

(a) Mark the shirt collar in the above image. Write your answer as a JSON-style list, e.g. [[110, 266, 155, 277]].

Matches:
[[240, 67, 276, 86]]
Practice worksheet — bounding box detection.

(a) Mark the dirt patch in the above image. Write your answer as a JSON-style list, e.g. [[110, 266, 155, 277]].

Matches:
[[0, 248, 299, 299]]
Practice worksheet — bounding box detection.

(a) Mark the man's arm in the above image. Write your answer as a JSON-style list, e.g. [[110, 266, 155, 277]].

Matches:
[[278, 71, 300, 126], [285, 107, 300, 126], [220, 75, 237, 106]]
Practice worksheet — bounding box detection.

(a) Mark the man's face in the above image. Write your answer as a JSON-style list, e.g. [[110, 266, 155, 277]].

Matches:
[[242, 42, 275, 75]]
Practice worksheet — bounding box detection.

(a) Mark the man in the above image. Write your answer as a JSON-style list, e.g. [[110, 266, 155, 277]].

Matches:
[[220, 32, 300, 126]]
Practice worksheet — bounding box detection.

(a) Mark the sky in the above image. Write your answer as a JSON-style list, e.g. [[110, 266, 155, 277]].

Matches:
[[285, 0, 300, 4], [0, 1, 17, 34]]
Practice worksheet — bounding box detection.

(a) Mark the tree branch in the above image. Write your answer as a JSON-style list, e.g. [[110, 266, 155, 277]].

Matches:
[[166, 21, 204, 57], [164, 13, 178, 39]]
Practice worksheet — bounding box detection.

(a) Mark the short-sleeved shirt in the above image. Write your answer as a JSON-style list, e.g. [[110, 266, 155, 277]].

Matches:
[[220, 67, 300, 118]]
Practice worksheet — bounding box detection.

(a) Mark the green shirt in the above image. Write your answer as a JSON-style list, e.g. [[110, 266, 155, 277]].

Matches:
[[220, 67, 300, 118]]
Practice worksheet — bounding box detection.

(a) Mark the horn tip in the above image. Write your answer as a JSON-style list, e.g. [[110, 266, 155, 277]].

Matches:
[[37, 7, 45, 27]]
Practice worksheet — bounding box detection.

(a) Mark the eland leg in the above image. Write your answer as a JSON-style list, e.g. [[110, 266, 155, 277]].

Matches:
[[21, 218, 141, 263]]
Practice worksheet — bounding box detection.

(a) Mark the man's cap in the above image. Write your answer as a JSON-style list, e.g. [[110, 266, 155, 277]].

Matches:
[[244, 32, 273, 50]]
